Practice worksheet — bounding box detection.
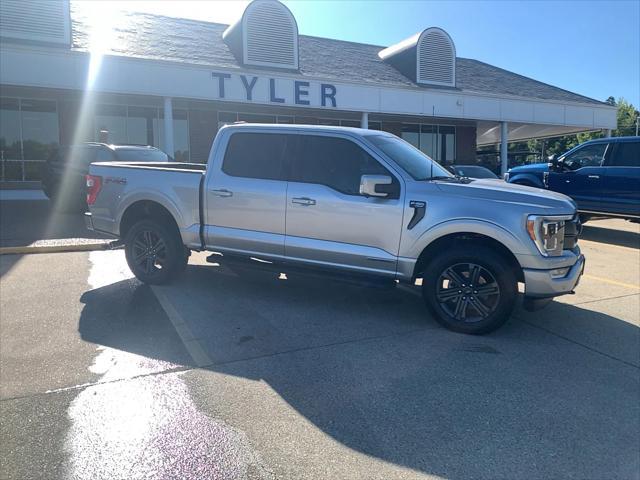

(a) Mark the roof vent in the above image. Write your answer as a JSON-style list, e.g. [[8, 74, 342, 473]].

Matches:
[[223, 0, 299, 70], [0, 0, 71, 45], [379, 27, 456, 88], [417, 28, 455, 87]]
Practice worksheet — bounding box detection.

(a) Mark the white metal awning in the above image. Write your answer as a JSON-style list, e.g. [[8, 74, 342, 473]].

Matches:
[[476, 120, 603, 146]]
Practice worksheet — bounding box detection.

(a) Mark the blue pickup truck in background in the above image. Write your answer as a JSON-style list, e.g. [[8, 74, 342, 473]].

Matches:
[[505, 136, 640, 222]]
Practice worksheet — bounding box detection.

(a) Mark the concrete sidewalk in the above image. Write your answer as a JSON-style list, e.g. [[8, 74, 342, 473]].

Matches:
[[0, 193, 112, 252]]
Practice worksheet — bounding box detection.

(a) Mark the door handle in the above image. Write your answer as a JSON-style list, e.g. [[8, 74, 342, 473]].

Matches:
[[588, 175, 600, 179], [292, 197, 316, 206], [211, 189, 233, 197]]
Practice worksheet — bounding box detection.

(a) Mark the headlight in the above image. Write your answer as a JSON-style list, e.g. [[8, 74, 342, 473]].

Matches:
[[526, 215, 572, 256]]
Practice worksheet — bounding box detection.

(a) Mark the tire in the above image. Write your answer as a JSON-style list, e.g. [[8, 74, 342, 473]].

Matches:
[[124, 219, 188, 285], [421, 245, 517, 334]]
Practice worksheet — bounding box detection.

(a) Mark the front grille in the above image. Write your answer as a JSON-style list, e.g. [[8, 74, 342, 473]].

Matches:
[[564, 215, 581, 250]]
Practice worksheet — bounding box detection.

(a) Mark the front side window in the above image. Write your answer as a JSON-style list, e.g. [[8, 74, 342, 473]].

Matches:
[[562, 143, 607, 170], [610, 142, 640, 167], [290, 135, 395, 196], [222, 133, 288, 181]]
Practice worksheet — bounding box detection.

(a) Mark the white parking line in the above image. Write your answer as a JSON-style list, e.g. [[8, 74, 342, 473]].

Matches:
[[152, 285, 213, 368]]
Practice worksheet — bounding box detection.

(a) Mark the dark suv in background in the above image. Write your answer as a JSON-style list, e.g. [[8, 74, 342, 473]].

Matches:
[[42, 143, 171, 211], [506, 136, 640, 222]]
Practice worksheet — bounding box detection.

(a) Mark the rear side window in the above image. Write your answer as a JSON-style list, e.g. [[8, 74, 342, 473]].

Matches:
[[222, 133, 288, 181], [611, 142, 640, 167], [290, 135, 395, 196]]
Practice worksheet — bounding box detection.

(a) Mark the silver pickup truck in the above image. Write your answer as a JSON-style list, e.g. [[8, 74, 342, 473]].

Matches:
[[85, 124, 584, 334]]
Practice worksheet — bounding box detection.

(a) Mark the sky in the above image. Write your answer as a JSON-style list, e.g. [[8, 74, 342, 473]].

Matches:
[[92, 0, 639, 106]]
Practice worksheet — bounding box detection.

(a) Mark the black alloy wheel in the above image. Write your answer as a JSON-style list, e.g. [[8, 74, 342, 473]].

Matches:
[[422, 245, 517, 334], [131, 229, 169, 277], [436, 263, 501, 322], [124, 219, 188, 284]]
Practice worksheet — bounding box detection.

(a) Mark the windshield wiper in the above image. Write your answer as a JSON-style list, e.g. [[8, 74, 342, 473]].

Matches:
[[426, 175, 473, 184]]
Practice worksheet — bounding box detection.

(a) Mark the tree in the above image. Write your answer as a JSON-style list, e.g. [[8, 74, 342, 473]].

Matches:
[[614, 98, 639, 136]]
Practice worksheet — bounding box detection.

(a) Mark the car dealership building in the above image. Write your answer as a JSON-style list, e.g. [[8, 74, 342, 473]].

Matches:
[[0, 0, 617, 184]]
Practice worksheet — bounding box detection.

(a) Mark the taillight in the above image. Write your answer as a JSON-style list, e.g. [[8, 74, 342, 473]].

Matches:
[[86, 175, 102, 205]]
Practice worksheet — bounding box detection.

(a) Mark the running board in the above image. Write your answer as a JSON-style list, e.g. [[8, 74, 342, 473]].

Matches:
[[207, 253, 397, 289]]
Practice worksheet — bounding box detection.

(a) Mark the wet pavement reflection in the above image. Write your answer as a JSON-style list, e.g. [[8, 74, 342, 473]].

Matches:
[[63, 251, 271, 479]]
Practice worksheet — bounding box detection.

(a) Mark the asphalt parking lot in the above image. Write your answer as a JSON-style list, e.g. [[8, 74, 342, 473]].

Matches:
[[1, 218, 639, 479]]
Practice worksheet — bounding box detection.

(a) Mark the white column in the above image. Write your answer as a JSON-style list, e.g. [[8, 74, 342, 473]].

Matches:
[[360, 112, 369, 129], [500, 121, 508, 177], [163, 97, 174, 158], [606, 129, 612, 138]]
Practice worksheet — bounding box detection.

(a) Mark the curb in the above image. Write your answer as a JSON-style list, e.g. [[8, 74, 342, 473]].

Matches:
[[0, 241, 119, 255]]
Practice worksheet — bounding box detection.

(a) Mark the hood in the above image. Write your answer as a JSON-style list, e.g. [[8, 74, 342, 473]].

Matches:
[[434, 178, 576, 213], [508, 162, 550, 173]]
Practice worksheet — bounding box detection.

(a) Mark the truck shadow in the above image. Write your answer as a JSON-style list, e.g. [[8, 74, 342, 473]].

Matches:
[[581, 222, 640, 249], [78, 263, 640, 479]]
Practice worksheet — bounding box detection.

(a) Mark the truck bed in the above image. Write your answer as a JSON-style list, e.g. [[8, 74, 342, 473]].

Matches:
[[87, 161, 206, 247]]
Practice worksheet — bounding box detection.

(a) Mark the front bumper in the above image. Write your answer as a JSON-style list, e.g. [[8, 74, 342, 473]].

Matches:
[[523, 253, 585, 298]]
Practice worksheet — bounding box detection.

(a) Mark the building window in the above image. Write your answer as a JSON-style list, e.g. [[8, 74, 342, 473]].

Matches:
[[127, 106, 158, 146], [94, 104, 190, 161], [95, 104, 127, 144], [159, 109, 190, 162], [1, 97, 60, 182], [218, 111, 370, 130], [401, 123, 455, 164]]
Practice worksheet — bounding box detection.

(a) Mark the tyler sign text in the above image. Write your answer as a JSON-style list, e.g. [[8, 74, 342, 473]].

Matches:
[[211, 72, 338, 108]]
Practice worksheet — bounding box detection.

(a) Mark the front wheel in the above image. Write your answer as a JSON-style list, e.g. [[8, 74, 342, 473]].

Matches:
[[124, 219, 188, 284], [422, 245, 517, 334]]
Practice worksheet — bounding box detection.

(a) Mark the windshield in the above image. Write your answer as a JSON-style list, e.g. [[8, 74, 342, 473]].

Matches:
[[115, 149, 171, 162], [367, 135, 452, 180]]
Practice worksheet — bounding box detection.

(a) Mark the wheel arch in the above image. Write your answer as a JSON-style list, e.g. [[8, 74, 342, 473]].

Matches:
[[509, 173, 544, 188], [120, 200, 182, 241], [412, 232, 524, 283]]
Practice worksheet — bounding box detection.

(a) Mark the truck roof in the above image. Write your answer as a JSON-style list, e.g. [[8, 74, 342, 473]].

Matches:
[[220, 123, 392, 137], [580, 136, 640, 145]]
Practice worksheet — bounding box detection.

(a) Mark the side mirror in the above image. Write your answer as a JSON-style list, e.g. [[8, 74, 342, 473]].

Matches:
[[548, 155, 562, 172], [360, 174, 395, 198]]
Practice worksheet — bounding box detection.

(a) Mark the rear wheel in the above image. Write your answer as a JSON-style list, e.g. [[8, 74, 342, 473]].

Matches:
[[422, 245, 517, 334], [124, 219, 188, 284]]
